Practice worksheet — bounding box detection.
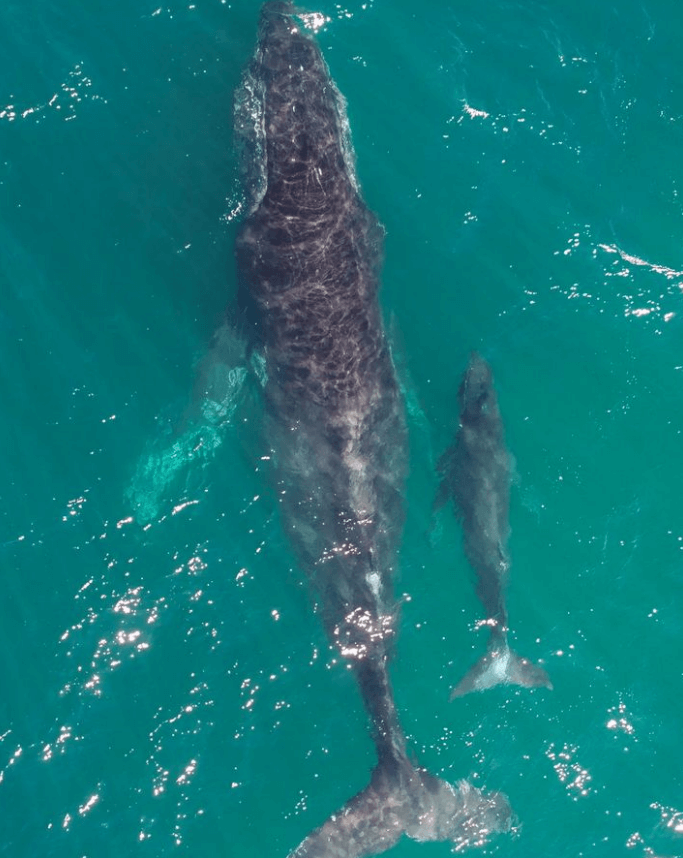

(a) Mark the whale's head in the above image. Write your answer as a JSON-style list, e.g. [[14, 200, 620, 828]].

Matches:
[[458, 352, 497, 423], [257, 2, 319, 74]]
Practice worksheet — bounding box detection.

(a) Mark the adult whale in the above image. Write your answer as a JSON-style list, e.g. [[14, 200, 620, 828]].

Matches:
[[233, 4, 511, 856], [437, 353, 551, 698]]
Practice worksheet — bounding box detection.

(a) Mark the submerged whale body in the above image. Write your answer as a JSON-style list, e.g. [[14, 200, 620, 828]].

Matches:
[[437, 353, 552, 698], [234, 4, 511, 856]]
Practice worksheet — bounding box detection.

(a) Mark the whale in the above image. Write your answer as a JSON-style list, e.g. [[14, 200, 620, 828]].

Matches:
[[436, 353, 551, 698], [232, 4, 511, 856]]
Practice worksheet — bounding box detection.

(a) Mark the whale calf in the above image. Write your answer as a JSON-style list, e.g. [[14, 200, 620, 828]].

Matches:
[[233, 4, 511, 856], [437, 353, 551, 698]]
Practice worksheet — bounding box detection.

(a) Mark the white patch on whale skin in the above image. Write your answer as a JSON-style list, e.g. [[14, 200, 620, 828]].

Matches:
[[473, 649, 511, 691], [366, 571, 381, 598]]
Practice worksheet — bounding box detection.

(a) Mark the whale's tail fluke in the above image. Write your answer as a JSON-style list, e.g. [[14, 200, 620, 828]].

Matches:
[[288, 756, 511, 858], [450, 640, 552, 700]]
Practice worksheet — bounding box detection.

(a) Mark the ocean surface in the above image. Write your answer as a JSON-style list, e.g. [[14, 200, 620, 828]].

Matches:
[[1, 1, 682, 856]]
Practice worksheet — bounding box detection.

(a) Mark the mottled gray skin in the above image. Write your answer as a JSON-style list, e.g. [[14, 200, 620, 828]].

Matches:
[[234, 5, 511, 856], [438, 353, 551, 698]]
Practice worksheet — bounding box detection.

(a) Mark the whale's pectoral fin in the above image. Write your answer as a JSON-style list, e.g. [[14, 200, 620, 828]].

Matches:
[[432, 476, 451, 513], [450, 645, 552, 700], [435, 447, 453, 480], [288, 760, 511, 858], [189, 319, 251, 426], [425, 477, 451, 549], [124, 320, 253, 524]]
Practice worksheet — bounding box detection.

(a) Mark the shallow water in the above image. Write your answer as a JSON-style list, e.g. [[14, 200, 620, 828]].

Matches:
[[1, 1, 682, 856]]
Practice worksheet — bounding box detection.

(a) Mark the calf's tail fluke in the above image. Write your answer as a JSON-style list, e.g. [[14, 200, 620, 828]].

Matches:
[[450, 641, 552, 700], [288, 756, 511, 858]]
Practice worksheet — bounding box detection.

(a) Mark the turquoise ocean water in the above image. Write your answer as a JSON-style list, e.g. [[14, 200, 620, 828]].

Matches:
[[2, 1, 682, 855]]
